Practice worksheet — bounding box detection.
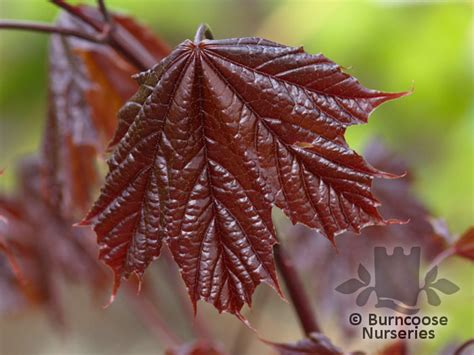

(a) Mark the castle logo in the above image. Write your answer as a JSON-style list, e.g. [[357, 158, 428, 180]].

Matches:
[[335, 247, 459, 314]]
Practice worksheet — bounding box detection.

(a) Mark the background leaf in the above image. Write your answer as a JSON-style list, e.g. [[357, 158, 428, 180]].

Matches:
[[454, 227, 474, 261], [0, 157, 106, 325], [165, 340, 225, 355], [285, 141, 448, 338], [41, 6, 169, 218]]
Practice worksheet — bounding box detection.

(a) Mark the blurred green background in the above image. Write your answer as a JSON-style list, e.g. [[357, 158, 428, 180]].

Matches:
[[0, 1, 472, 354]]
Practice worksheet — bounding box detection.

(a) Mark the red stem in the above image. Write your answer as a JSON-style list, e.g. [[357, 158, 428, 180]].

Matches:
[[194, 23, 214, 43], [454, 338, 474, 355], [426, 246, 455, 272], [50, 0, 101, 31], [50, 0, 156, 70], [0, 20, 103, 43], [97, 0, 112, 24], [274, 243, 320, 335]]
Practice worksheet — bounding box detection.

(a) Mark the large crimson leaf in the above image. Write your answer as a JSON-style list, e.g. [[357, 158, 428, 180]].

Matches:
[[41, 7, 169, 217], [83, 28, 406, 315]]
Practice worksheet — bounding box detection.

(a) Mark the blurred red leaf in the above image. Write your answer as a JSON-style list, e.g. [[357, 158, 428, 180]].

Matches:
[[165, 340, 226, 355], [285, 140, 447, 338], [41, 6, 169, 217], [0, 157, 106, 323], [264, 332, 343, 355], [377, 341, 408, 355], [453, 227, 474, 261], [83, 27, 405, 315]]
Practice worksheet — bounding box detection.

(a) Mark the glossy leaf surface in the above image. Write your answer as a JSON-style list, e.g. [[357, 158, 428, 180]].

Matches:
[[84, 29, 405, 315]]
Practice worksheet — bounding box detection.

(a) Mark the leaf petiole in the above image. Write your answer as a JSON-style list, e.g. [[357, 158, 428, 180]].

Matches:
[[194, 23, 214, 42]]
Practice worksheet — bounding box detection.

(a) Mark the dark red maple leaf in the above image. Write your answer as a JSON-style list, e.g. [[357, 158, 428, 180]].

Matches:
[[41, 6, 169, 217], [82, 25, 406, 315], [263, 332, 343, 355]]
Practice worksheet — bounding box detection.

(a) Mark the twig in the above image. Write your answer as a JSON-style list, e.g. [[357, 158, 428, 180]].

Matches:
[[1, 1, 160, 70], [50, 0, 101, 31], [97, 0, 112, 25], [454, 338, 474, 355], [274, 242, 320, 335], [49, 0, 156, 70], [426, 246, 455, 273], [0, 20, 103, 43]]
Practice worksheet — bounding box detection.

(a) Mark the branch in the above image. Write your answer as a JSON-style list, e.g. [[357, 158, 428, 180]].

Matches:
[[49, 0, 156, 71], [274, 242, 320, 336], [426, 246, 455, 272], [97, 0, 112, 25], [0, 20, 103, 43], [454, 338, 474, 355], [50, 0, 101, 31]]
